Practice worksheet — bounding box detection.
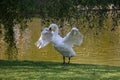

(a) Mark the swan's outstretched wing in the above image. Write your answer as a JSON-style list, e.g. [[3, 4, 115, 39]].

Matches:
[[35, 28, 52, 49], [63, 28, 83, 47]]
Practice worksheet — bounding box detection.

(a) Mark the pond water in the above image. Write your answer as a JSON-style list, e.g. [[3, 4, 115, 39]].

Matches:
[[0, 18, 120, 66]]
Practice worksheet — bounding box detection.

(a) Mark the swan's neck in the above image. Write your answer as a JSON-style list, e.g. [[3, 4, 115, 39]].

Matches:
[[52, 29, 62, 43], [54, 28, 59, 35]]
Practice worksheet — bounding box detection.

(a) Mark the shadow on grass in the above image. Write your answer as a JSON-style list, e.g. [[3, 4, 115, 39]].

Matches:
[[0, 60, 120, 70], [0, 60, 120, 80]]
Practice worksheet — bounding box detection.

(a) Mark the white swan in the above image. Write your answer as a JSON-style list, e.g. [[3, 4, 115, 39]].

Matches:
[[36, 24, 83, 64]]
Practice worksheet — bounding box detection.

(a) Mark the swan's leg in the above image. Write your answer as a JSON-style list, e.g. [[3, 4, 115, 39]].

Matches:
[[68, 57, 71, 64], [63, 56, 65, 64]]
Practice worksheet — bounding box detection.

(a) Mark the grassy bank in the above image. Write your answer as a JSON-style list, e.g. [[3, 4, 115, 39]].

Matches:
[[0, 60, 120, 80]]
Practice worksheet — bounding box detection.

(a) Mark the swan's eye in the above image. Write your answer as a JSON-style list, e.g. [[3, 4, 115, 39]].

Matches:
[[49, 27, 52, 31], [49, 27, 56, 31]]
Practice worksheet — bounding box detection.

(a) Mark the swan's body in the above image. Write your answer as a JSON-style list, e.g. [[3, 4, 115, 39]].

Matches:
[[36, 24, 83, 64]]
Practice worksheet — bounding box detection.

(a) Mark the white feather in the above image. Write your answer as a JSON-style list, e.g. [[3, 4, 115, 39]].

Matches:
[[35, 28, 53, 48], [63, 27, 83, 47]]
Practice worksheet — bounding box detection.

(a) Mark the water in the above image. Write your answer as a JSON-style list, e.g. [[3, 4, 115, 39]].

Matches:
[[0, 18, 120, 66]]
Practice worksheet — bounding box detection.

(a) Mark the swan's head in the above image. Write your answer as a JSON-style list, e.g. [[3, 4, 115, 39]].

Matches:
[[49, 24, 59, 32]]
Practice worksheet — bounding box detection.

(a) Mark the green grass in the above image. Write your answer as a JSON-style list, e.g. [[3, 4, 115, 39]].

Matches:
[[0, 60, 120, 80]]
